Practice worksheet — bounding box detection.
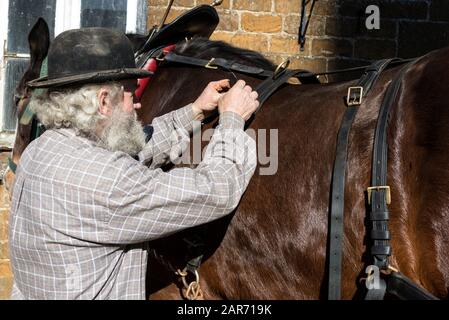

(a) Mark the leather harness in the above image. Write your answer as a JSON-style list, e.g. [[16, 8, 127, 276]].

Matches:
[[328, 58, 438, 300], [149, 49, 439, 300], [328, 58, 405, 300], [365, 63, 437, 300]]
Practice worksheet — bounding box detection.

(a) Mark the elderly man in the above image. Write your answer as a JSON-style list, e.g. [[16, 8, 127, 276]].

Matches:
[[9, 27, 259, 300]]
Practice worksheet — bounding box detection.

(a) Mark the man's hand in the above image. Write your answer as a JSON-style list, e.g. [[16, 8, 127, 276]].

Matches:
[[218, 80, 259, 121], [192, 79, 231, 117]]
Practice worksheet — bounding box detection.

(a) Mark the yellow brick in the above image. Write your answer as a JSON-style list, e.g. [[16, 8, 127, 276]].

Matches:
[[0, 212, 9, 242], [174, 0, 195, 7], [147, 7, 166, 28], [197, 0, 231, 9], [284, 15, 325, 37], [314, 0, 339, 16], [229, 34, 269, 53], [271, 36, 302, 55], [283, 15, 299, 35], [241, 13, 282, 33], [147, 7, 188, 28], [165, 8, 190, 23], [148, 0, 168, 6], [0, 276, 13, 300], [262, 53, 282, 65], [275, 0, 301, 14], [216, 10, 239, 32], [311, 38, 353, 57], [234, 0, 272, 12], [0, 242, 9, 260], [0, 186, 11, 210], [291, 57, 327, 73], [0, 261, 11, 277], [210, 31, 234, 44]]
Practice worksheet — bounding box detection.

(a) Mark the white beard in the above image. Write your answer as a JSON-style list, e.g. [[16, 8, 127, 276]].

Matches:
[[98, 105, 146, 157]]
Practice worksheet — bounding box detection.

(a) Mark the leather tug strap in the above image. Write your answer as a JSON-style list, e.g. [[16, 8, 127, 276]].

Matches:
[[386, 272, 438, 300], [244, 68, 319, 129], [200, 68, 319, 127], [364, 64, 408, 300], [365, 61, 438, 300], [328, 58, 400, 300], [162, 51, 273, 77]]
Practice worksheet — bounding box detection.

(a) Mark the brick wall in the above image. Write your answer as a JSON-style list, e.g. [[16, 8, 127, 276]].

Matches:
[[0, 152, 12, 300], [147, 0, 449, 81]]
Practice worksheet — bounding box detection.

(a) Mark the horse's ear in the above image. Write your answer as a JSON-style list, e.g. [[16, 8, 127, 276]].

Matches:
[[126, 33, 148, 53], [28, 18, 50, 72], [14, 18, 50, 105]]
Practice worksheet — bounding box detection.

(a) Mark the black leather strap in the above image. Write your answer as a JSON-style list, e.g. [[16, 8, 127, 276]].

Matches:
[[386, 272, 438, 300], [364, 62, 427, 300], [163, 52, 274, 78], [182, 235, 205, 274], [254, 69, 319, 113], [365, 278, 387, 300], [369, 65, 410, 271], [136, 46, 166, 69], [328, 59, 398, 300], [201, 69, 320, 127], [135, 5, 219, 58], [364, 65, 410, 298]]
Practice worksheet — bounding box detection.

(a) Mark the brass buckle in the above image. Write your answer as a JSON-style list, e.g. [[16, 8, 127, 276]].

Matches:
[[347, 86, 364, 106], [205, 58, 218, 70], [367, 186, 391, 205], [156, 52, 166, 62], [273, 59, 290, 79]]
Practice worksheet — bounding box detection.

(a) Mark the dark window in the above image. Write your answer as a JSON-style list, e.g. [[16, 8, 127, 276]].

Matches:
[[7, 0, 56, 54], [81, 0, 128, 31]]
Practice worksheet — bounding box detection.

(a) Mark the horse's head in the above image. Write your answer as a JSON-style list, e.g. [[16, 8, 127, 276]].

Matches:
[[15, 18, 50, 121], [3, 18, 50, 196]]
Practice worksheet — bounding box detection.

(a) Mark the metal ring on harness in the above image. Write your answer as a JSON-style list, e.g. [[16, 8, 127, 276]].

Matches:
[[177, 268, 204, 300], [273, 60, 290, 79]]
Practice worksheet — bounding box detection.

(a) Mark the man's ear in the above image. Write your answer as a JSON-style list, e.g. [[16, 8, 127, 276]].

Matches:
[[98, 88, 112, 116]]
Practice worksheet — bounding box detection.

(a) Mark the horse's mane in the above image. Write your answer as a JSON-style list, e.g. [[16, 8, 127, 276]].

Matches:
[[174, 37, 276, 71]]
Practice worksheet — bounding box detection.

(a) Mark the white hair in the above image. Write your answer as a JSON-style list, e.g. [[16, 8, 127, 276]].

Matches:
[[29, 82, 123, 136], [29, 82, 146, 156]]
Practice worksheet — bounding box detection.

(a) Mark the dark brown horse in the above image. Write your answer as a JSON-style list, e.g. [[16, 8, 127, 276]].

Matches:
[[8, 20, 449, 300]]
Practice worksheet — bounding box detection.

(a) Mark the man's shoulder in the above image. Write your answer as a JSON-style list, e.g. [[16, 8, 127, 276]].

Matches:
[[20, 128, 140, 190]]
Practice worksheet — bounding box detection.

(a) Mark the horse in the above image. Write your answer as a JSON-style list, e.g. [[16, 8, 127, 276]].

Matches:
[[7, 19, 449, 300]]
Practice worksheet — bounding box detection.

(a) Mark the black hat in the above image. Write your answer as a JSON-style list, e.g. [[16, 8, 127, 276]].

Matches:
[[27, 27, 153, 89]]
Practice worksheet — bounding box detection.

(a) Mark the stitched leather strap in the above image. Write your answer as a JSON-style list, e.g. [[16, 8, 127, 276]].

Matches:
[[202, 69, 320, 127], [386, 272, 438, 300], [369, 65, 410, 271], [163, 52, 274, 78], [328, 59, 398, 300]]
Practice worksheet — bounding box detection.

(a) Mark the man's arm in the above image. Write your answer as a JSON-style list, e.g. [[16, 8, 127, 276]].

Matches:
[[138, 104, 203, 169], [106, 112, 257, 244]]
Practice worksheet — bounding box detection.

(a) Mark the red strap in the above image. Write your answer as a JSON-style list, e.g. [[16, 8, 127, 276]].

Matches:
[[135, 45, 176, 99]]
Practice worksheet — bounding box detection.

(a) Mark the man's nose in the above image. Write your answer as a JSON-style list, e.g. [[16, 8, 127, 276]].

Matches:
[[134, 102, 142, 109]]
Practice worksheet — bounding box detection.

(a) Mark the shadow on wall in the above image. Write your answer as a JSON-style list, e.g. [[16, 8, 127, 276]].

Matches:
[[325, 0, 449, 82]]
